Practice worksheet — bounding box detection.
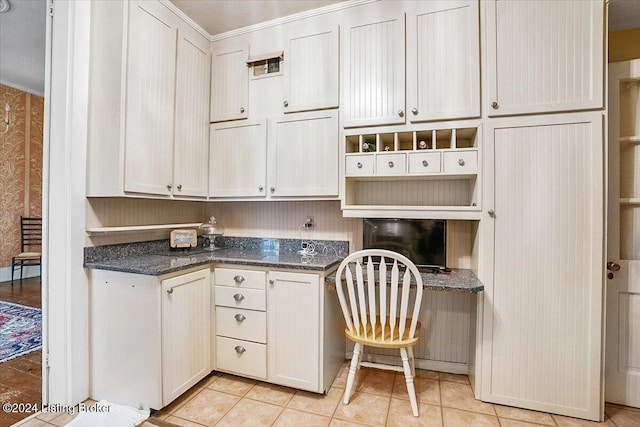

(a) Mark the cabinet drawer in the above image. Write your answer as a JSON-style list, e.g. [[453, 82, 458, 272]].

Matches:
[[215, 268, 265, 290], [345, 155, 374, 175], [443, 150, 478, 174], [408, 152, 441, 174], [376, 153, 406, 175], [216, 307, 266, 343], [214, 286, 266, 311], [216, 336, 266, 379]]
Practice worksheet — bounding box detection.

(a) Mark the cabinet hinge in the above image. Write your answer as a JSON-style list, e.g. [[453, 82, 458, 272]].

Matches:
[[48, 0, 54, 17], [44, 352, 50, 369]]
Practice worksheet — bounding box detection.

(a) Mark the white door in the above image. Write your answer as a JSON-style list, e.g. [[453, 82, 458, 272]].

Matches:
[[341, 12, 405, 127], [284, 25, 339, 113], [162, 269, 211, 405], [483, 112, 604, 420], [209, 120, 267, 197], [210, 46, 249, 122], [268, 110, 339, 197], [173, 26, 210, 198], [485, 0, 604, 116], [267, 271, 320, 392], [407, 0, 479, 122], [605, 60, 640, 408], [124, 0, 177, 196]]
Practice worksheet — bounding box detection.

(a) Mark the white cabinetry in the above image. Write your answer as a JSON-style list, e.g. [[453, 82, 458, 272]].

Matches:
[[484, 0, 604, 116], [90, 267, 211, 409], [210, 47, 249, 122], [482, 113, 604, 419], [284, 26, 339, 113]]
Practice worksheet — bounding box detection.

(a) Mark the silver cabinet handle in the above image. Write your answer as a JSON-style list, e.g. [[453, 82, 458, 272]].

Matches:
[[234, 346, 246, 354], [240, 107, 245, 113], [388, 161, 394, 168], [283, 101, 289, 107], [167, 184, 172, 191], [357, 162, 363, 169], [233, 275, 245, 283], [269, 279, 275, 285], [488, 210, 495, 217], [270, 187, 275, 193], [397, 109, 404, 117], [166, 288, 174, 294], [258, 185, 264, 192], [422, 160, 429, 167], [491, 101, 499, 109], [233, 293, 244, 302], [177, 184, 182, 191], [411, 108, 418, 115], [458, 159, 465, 166], [234, 313, 246, 322]]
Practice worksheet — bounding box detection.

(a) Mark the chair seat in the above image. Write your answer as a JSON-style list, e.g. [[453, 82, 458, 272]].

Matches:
[[15, 252, 41, 260], [345, 318, 421, 349]]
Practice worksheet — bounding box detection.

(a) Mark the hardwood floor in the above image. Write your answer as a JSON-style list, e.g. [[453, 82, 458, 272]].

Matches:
[[0, 277, 42, 426]]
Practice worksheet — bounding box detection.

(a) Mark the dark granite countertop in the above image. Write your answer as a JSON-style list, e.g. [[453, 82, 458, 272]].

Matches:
[[325, 267, 483, 293], [84, 237, 347, 276]]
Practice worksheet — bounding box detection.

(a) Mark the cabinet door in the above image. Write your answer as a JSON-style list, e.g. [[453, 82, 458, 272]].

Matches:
[[482, 113, 604, 419], [341, 13, 405, 127], [162, 269, 211, 405], [124, 1, 177, 196], [173, 26, 210, 198], [284, 26, 339, 113], [407, 1, 479, 122], [267, 271, 321, 392], [485, 0, 604, 116], [268, 110, 339, 197], [210, 47, 249, 122], [209, 120, 267, 197]]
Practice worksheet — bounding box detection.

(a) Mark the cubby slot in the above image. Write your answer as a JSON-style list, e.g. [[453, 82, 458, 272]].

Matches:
[[379, 133, 394, 152], [620, 79, 640, 138], [620, 144, 640, 198], [346, 135, 360, 153], [456, 128, 478, 149], [398, 132, 414, 151], [361, 134, 377, 152], [620, 206, 640, 260], [435, 129, 453, 149], [416, 131, 433, 150]]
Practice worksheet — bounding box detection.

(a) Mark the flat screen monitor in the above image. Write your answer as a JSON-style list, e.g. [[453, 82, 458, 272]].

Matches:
[[363, 218, 447, 270]]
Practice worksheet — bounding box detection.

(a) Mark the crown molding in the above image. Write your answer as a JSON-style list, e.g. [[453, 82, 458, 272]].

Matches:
[[160, 0, 212, 39]]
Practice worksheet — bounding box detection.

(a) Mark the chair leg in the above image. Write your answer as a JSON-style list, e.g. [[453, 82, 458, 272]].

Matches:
[[408, 346, 416, 377], [344, 342, 362, 405], [400, 347, 419, 416], [11, 259, 16, 286]]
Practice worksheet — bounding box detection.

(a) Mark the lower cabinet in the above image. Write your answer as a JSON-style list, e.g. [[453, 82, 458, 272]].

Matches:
[[90, 267, 211, 409], [213, 266, 345, 393]]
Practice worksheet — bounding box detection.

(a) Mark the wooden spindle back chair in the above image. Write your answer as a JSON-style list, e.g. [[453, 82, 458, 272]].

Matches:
[[11, 216, 42, 284]]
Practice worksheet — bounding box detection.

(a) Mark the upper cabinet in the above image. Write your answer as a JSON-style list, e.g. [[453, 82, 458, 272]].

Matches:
[[283, 26, 339, 113], [210, 47, 249, 122], [341, 12, 406, 127], [406, 0, 480, 122], [485, 0, 604, 116]]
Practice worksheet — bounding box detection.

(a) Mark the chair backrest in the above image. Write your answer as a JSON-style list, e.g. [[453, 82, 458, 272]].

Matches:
[[335, 249, 424, 343], [21, 216, 42, 252]]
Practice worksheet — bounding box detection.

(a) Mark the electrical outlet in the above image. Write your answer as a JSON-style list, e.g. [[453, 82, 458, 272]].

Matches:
[[304, 216, 314, 228]]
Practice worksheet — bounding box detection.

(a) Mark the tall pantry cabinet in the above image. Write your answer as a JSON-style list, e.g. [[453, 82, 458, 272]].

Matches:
[[480, 0, 605, 421]]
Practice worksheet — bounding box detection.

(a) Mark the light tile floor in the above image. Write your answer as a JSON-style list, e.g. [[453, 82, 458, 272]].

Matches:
[[15, 363, 640, 427]]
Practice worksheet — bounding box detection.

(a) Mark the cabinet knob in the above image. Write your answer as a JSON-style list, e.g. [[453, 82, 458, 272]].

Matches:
[[233, 293, 245, 302], [357, 162, 363, 169], [269, 279, 275, 285], [607, 262, 621, 272], [270, 187, 275, 193], [422, 160, 429, 167], [233, 275, 245, 283], [258, 185, 264, 192], [234, 345, 246, 354], [397, 109, 404, 117], [458, 159, 465, 166], [388, 161, 394, 168], [411, 108, 418, 115], [167, 184, 172, 191], [177, 184, 182, 191], [234, 313, 246, 322], [488, 209, 495, 217], [283, 101, 288, 107], [491, 101, 499, 109], [240, 107, 245, 113], [166, 288, 174, 294]]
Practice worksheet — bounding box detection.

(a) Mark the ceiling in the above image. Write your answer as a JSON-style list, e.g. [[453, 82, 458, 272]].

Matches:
[[0, 0, 639, 97]]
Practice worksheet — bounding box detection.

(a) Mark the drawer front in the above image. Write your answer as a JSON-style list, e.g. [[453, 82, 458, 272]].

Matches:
[[216, 306, 266, 343], [408, 152, 441, 174], [376, 153, 406, 175], [443, 150, 478, 174], [345, 155, 374, 175], [215, 268, 265, 290], [216, 336, 266, 379], [214, 286, 266, 311]]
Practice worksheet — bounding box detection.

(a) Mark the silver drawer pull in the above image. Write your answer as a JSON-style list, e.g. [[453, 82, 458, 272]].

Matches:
[[422, 160, 429, 167], [234, 313, 246, 322], [234, 346, 246, 354], [458, 159, 465, 166], [233, 275, 245, 283], [233, 293, 245, 302], [357, 162, 363, 169], [388, 161, 394, 168]]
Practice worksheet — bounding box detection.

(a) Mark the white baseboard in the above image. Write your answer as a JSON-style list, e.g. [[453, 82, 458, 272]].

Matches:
[[0, 266, 41, 284], [345, 351, 468, 375]]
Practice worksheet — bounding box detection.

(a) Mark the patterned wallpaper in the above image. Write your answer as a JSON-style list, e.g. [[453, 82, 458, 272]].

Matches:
[[0, 84, 43, 269]]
